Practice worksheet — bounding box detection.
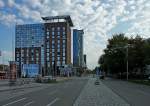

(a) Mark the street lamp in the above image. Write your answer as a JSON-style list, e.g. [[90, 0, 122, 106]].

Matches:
[[109, 44, 133, 80]]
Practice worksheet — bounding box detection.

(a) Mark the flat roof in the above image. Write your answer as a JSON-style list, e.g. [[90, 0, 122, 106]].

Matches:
[[41, 15, 73, 27]]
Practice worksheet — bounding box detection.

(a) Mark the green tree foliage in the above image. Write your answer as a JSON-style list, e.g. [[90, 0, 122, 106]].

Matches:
[[98, 34, 149, 77]]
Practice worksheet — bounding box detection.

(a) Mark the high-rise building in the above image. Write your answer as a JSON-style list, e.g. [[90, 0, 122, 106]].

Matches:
[[73, 29, 84, 68], [15, 24, 45, 77], [15, 15, 73, 77], [42, 15, 73, 76]]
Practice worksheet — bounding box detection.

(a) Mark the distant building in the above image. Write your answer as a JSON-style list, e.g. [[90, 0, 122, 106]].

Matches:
[[15, 15, 73, 77], [73, 29, 84, 68], [0, 64, 9, 79]]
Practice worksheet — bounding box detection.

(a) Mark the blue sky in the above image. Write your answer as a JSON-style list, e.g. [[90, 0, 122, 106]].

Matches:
[[0, 0, 150, 69]]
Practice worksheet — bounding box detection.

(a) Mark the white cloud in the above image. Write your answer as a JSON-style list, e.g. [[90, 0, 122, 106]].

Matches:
[[7, 0, 15, 7], [0, 0, 4, 7], [0, 13, 24, 26], [0, 51, 13, 65]]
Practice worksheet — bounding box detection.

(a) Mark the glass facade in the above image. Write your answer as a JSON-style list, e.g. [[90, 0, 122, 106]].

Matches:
[[15, 24, 45, 77], [15, 19, 72, 76], [73, 29, 84, 67], [16, 24, 44, 48]]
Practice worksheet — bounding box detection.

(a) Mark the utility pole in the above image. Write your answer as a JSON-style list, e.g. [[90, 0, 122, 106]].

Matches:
[[126, 45, 129, 81]]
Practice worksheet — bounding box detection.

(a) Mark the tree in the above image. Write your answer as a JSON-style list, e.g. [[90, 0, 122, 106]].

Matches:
[[99, 33, 128, 75], [98, 33, 148, 79]]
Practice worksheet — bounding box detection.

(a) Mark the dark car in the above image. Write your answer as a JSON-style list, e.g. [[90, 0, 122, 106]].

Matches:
[[95, 80, 100, 85]]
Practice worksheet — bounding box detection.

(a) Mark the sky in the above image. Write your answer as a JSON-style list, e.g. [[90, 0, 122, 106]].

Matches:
[[0, 0, 150, 69]]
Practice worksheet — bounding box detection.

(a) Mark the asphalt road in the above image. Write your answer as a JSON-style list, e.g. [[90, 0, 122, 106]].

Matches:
[[0, 77, 88, 106], [102, 78, 150, 106]]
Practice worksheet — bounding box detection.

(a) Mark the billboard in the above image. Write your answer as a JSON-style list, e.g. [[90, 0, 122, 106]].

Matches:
[[22, 64, 39, 77]]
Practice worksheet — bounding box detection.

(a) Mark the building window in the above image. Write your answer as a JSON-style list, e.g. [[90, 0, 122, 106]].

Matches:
[[57, 35, 60, 38], [63, 44, 65, 48], [63, 52, 65, 56], [63, 48, 65, 52], [52, 34, 55, 38], [57, 48, 60, 52], [52, 31, 54, 35], [63, 57, 65, 60], [63, 31, 65, 35], [47, 62, 50, 67], [36, 57, 39, 61], [57, 45, 60, 48], [57, 61, 60, 66], [17, 58, 19, 61], [52, 49, 55, 52], [63, 27, 65, 30], [52, 57, 55, 61], [46, 28, 49, 31], [52, 40, 55, 44], [47, 53, 49, 56], [57, 57, 60, 60], [52, 27, 55, 31], [17, 54, 19, 57], [47, 32, 49, 35], [31, 49, 34, 53], [62, 61, 65, 65], [57, 27, 60, 31], [47, 44, 50, 48], [52, 61, 54, 65], [58, 32, 60, 35], [47, 49, 49, 53], [52, 53, 54, 56], [31, 57, 34, 61], [47, 57, 49, 61], [36, 52, 39, 57], [63, 40, 65, 44], [57, 40, 60, 44], [46, 35, 49, 39], [52, 44, 55, 49]]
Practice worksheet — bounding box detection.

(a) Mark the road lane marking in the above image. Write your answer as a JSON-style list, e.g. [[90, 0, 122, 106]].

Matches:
[[2, 98, 26, 106], [23, 101, 34, 106], [46, 98, 59, 106]]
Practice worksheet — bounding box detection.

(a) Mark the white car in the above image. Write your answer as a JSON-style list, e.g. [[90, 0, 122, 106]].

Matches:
[[148, 76, 150, 81]]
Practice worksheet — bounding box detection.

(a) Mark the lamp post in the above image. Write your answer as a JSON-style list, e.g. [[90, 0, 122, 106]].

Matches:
[[109, 44, 133, 80], [126, 45, 129, 80]]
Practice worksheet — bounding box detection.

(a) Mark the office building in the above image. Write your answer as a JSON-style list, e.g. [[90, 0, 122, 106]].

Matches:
[[42, 15, 73, 76], [15, 15, 73, 77], [73, 29, 84, 68]]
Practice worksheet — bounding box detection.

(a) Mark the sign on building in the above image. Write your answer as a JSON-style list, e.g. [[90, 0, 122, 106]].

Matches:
[[22, 64, 39, 77]]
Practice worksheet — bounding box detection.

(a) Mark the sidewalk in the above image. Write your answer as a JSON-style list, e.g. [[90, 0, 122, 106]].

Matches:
[[73, 78, 130, 106]]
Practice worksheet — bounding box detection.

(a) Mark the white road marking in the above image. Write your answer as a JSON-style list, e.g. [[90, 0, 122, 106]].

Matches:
[[23, 101, 34, 106], [2, 98, 26, 106], [46, 98, 59, 106]]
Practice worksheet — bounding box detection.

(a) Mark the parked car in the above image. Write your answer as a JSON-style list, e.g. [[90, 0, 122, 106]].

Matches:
[[148, 76, 150, 81], [42, 76, 56, 83], [99, 74, 104, 79], [95, 80, 100, 85]]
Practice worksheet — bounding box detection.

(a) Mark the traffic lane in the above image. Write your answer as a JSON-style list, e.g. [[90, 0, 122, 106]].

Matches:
[[0, 78, 88, 106], [0, 83, 53, 102], [0, 81, 62, 106], [102, 78, 150, 106], [51, 78, 88, 106]]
